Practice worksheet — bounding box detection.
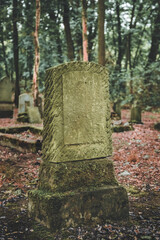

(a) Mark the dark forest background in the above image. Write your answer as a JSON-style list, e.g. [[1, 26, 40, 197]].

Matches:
[[0, 0, 160, 108]]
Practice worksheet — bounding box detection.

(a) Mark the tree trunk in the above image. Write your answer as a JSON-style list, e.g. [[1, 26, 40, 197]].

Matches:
[[81, 0, 88, 61], [125, 0, 136, 72], [63, 0, 74, 61], [25, 0, 34, 80], [0, 25, 9, 77], [147, 1, 160, 64], [98, 0, 105, 66], [48, 10, 63, 63], [33, 0, 40, 106], [13, 0, 20, 108], [116, 0, 122, 70], [88, 0, 97, 61]]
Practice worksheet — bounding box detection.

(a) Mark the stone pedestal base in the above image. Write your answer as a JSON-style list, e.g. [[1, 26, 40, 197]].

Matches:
[[0, 103, 13, 118], [28, 185, 129, 232]]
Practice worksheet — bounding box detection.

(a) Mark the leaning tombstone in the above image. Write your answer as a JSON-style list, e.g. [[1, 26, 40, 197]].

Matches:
[[28, 62, 129, 231], [130, 101, 142, 124], [0, 76, 13, 118]]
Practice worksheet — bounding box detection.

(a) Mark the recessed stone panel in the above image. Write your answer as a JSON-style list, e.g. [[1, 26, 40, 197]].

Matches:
[[63, 71, 106, 145]]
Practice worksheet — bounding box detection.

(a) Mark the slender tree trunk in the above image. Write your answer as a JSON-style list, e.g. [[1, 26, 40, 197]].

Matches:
[[0, 25, 9, 77], [63, 0, 74, 61], [98, 0, 105, 66], [48, 10, 63, 63], [125, 0, 136, 72], [88, 0, 97, 61], [147, 1, 160, 64], [81, 0, 88, 61], [13, 0, 20, 107], [116, 0, 122, 70], [25, 0, 34, 80], [125, 0, 136, 95], [33, 0, 40, 106]]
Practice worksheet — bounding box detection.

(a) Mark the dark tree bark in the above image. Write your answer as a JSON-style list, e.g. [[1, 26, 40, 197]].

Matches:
[[25, 0, 34, 80], [48, 11, 63, 63], [147, 1, 160, 64], [81, 0, 88, 61], [88, 0, 97, 61], [116, 0, 122, 70], [98, 0, 105, 66], [125, 0, 136, 95], [13, 0, 20, 108], [63, 0, 74, 61]]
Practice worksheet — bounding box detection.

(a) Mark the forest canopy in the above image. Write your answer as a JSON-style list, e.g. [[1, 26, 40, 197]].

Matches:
[[0, 0, 160, 108]]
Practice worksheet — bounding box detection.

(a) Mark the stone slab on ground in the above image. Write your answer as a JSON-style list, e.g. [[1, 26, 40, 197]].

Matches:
[[0, 125, 43, 135], [112, 124, 134, 132], [0, 132, 42, 153]]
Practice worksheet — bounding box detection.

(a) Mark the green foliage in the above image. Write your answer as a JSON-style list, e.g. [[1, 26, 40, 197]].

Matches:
[[0, 0, 159, 106]]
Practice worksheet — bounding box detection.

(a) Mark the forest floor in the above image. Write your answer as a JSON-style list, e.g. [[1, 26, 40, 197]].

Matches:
[[0, 109, 160, 240]]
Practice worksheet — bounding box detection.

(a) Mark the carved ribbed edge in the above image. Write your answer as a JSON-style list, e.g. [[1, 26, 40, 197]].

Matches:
[[43, 62, 110, 162], [46, 61, 108, 82]]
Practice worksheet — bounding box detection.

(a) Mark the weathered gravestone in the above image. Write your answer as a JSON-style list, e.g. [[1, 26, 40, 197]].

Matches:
[[130, 101, 142, 124], [18, 93, 42, 123], [27, 106, 42, 123], [28, 62, 129, 231], [0, 76, 13, 118], [113, 101, 121, 119], [18, 93, 34, 114]]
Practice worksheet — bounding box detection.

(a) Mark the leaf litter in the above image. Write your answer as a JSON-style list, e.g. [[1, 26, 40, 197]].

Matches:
[[0, 109, 160, 239]]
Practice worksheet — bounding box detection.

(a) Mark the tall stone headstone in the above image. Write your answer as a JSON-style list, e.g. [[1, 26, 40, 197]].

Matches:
[[0, 76, 13, 118], [28, 62, 128, 231]]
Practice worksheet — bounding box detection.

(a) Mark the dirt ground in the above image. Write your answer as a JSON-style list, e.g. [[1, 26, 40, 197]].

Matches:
[[0, 109, 160, 239]]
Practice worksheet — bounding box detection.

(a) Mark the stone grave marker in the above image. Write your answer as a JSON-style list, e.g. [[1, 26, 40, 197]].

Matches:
[[0, 76, 13, 118], [27, 106, 42, 123], [130, 101, 142, 124], [28, 62, 129, 231], [18, 93, 34, 114]]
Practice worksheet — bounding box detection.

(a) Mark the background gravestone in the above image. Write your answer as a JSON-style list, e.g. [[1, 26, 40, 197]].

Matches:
[[0, 76, 13, 118], [28, 62, 129, 231], [130, 101, 142, 124], [17, 93, 34, 123], [18, 93, 34, 114], [27, 106, 42, 123], [18, 93, 42, 123]]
